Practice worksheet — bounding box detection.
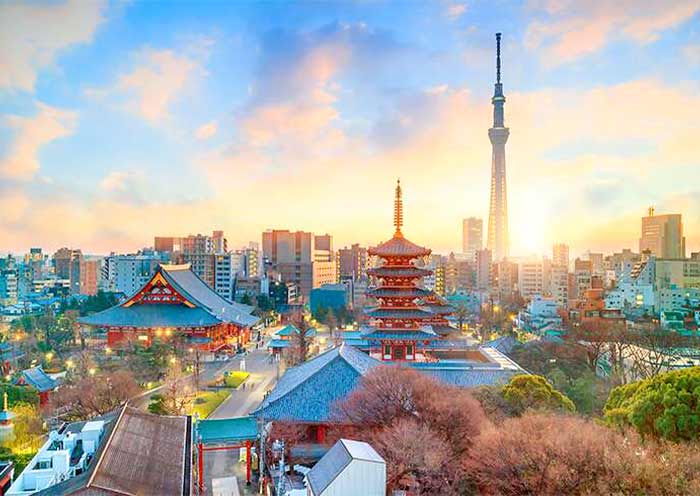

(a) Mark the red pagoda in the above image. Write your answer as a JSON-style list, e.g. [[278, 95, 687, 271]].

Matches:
[[364, 180, 444, 361]]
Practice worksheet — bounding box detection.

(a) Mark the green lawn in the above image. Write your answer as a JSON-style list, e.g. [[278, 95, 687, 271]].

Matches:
[[224, 371, 250, 388], [190, 390, 230, 419]]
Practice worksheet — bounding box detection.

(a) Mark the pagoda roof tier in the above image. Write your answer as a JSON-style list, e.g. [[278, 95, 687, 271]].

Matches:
[[79, 264, 259, 329], [367, 267, 431, 278], [420, 303, 455, 315], [365, 308, 434, 319], [366, 287, 430, 298], [368, 234, 431, 258]]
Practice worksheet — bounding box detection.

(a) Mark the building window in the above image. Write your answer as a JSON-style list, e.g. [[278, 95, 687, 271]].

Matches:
[[383, 344, 391, 356], [406, 344, 413, 356]]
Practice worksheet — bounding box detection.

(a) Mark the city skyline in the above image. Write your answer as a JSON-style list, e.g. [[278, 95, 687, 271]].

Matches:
[[1, 1, 699, 256]]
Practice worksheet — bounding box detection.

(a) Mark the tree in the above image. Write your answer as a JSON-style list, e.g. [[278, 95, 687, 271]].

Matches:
[[149, 364, 192, 416], [465, 413, 631, 495], [501, 375, 575, 415], [285, 318, 312, 366], [241, 293, 252, 306], [625, 327, 691, 380], [334, 366, 488, 494], [49, 370, 140, 421], [604, 367, 700, 441], [454, 302, 469, 332], [2, 402, 45, 454], [565, 320, 614, 374], [0, 385, 39, 407]]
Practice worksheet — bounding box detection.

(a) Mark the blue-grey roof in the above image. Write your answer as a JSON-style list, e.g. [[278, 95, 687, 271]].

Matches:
[[275, 325, 317, 338], [416, 367, 521, 387], [18, 366, 57, 393], [79, 304, 221, 328], [484, 336, 520, 354], [164, 266, 257, 325], [79, 264, 259, 328], [307, 439, 384, 494], [252, 345, 380, 423]]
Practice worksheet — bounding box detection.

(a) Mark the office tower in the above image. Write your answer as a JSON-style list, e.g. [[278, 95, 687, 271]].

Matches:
[[639, 208, 685, 259], [552, 243, 569, 269], [462, 217, 483, 261], [518, 258, 552, 299], [475, 248, 492, 292], [338, 244, 368, 281], [262, 230, 336, 298]]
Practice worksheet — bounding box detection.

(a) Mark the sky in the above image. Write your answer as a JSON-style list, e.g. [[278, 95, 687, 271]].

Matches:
[[1, 0, 699, 258]]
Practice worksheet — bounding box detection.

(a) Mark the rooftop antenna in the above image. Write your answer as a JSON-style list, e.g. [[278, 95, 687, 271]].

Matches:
[[496, 32, 502, 84]]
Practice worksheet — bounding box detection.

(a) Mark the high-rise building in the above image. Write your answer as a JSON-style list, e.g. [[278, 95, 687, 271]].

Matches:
[[338, 244, 368, 281], [462, 217, 483, 261], [572, 258, 592, 301], [639, 208, 685, 259], [154, 236, 181, 253], [262, 230, 336, 298], [68, 249, 83, 295], [487, 33, 510, 261], [475, 248, 492, 292], [444, 253, 473, 294], [493, 259, 518, 300], [552, 243, 569, 269], [53, 248, 73, 279], [549, 264, 569, 308], [102, 253, 163, 296], [518, 258, 552, 299], [181, 233, 216, 287], [79, 258, 102, 296]]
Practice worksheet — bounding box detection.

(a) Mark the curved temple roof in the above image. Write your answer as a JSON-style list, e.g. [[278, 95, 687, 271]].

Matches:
[[79, 264, 259, 329], [368, 235, 431, 258]]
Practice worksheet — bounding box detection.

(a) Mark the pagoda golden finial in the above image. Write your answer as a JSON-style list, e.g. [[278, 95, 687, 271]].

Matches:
[[394, 178, 403, 237], [3, 392, 7, 412]]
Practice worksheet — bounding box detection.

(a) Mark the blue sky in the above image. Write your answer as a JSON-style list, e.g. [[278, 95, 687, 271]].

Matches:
[[1, 0, 699, 257]]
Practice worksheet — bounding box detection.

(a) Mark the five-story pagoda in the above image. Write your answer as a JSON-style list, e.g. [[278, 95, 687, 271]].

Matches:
[[363, 180, 438, 361]]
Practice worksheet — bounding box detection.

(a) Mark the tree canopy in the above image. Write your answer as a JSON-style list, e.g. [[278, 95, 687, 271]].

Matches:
[[501, 374, 576, 415], [604, 367, 700, 441]]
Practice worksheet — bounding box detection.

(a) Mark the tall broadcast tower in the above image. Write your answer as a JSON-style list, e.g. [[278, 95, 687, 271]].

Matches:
[[487, 32, 510, 261]]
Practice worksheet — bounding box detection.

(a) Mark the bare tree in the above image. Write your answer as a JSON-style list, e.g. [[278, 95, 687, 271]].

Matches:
[[49, 370, 140, 421]]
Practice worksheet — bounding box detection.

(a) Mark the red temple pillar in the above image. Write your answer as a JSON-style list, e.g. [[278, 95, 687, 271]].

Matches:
[[316, 425, 327, 443], [245, 440, 252, 485], [198, 442, 204, 491]]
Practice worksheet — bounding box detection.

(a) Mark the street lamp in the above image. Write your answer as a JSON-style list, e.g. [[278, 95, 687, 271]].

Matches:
[[88, 368, 96, 376]]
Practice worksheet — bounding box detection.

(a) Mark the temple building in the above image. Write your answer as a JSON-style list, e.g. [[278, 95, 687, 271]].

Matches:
[[79, 264, 258, 352]]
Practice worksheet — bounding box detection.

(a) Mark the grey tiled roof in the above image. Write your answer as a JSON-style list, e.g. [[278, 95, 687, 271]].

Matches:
[[252, 345, 380, 423], [307, 439, 384, 495]]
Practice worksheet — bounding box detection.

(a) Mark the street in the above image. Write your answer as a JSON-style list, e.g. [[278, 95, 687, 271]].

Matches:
[[202, 344, 279, 494]]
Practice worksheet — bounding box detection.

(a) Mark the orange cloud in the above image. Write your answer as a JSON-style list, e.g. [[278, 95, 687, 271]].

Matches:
[[0, 103, 77, 181], [0, 0, 106, 92], [525, 0, 699, 65]]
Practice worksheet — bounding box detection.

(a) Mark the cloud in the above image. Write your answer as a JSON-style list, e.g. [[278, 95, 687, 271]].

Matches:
[[117, 49, 203, 122], [0, 103, 77, 181], [0, 0, 106, 92], [445, 3, 467, 19], [195, 121, 218, 140], [524, 0, 699, 65]]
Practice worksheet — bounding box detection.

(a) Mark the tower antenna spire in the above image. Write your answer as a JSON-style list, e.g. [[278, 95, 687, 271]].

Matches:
[[394, 178, 403, 237], [496, 32, 501, 84]]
